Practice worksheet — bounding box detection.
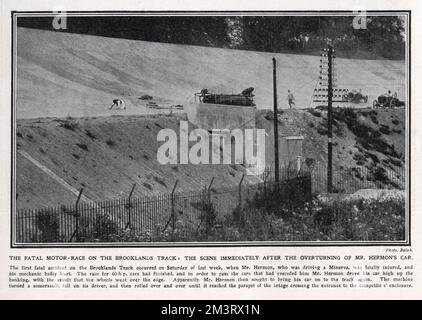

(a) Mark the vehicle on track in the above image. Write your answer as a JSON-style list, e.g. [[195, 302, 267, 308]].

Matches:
[[373, 95, 405, 109], [195, 87, 256, 106]]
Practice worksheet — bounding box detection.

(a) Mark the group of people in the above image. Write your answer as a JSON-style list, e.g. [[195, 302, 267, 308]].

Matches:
[[287, 33, 359, 52], [287, 33, 311, 50]]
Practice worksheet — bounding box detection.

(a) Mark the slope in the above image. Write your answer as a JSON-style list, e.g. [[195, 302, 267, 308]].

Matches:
[[16, 114, 261, 210], [17, 27, 406, 119]]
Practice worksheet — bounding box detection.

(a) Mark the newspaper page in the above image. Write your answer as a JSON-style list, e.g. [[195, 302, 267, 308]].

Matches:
[[0, 0, 421, 303]]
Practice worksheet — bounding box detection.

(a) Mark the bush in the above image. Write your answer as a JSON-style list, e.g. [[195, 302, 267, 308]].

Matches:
[[370, 115, 379, 124], [139, 94, 153, 100], [353, 152, 366, 164], [332, 108, 400, 158], [85, 191, 405, 242], [370, 166, 389, 184], [316, 124, 328, 135], [80, 213, 120, 242], [379, 125, 391, 135], [389, 157, 402, 167], [35, 211, 60, 242], [85, 130, 97, 139], [76, 143, 88, 151], [308, 108, 321, 117], [153, 176, 167, 187], [142, 182, 153, 190]]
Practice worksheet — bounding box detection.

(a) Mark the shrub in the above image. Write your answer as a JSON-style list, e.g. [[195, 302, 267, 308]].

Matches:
[[88, 214, 120, 242], [85, 130, 97, 139], [35, 211, 60, 242], [85, 192, 405, 242], [76, 143, 88, 151], [379, 125, 391, 135], [305, 158, 315, 168], [316, 124, 328, 135], [389, 157, 402, 167], [153, 176, 167, 187], [370, 115, 379, 124], [370, 166, 389, 184], [363, 151, 380, 164], [106, 140, 115, 147], [308, 109, 321, 117], [353, 152, 366, 163], [139, 94, 153, 100], [142, 182, 153, 190], [334, 123, 346, 137]]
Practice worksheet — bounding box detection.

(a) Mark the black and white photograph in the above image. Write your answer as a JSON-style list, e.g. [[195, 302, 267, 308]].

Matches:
[[12, 11, 409, 245]]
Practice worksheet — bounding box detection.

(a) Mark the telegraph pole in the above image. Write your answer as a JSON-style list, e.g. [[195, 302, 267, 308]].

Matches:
[[272, 57, 280, 187], [327, 45, 333, 193]]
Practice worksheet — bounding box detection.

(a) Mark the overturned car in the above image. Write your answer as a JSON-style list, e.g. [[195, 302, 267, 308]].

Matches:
[[343, 90, 368, 103], [195, 87, 256, 107]]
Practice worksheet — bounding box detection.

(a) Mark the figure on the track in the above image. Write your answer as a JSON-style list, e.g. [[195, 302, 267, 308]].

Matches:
[[109, 99, 126, 110], [287, 90, 296, 109]]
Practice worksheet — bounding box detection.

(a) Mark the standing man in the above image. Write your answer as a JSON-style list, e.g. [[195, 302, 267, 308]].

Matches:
[[287, 90, 296, 109]]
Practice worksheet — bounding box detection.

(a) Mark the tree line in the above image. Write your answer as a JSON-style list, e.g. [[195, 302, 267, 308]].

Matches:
[[18, 15, 405, 59]]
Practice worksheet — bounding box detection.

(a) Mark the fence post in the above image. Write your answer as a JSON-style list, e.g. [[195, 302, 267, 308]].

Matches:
[[125, 183, 136, 230], [171, 180, 179, 232], [238, 173, 245, 207], [297, 156, 302, 174], [69, 188, 84, 242], [207, 177, 215, 203]]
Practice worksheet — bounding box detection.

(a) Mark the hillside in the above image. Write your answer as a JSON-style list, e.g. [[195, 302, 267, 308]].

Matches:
[[258, 108, 405, 170], [16, 114, 269, 210], [17, 27, 405, 119], [16, 107, 405, 210], [15, 28, 406, 210]]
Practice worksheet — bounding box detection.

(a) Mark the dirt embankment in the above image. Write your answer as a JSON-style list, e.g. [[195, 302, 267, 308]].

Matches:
[[16, 114, 263, 210], [258, 107, 405, 187], [16, 107, 405, 209]]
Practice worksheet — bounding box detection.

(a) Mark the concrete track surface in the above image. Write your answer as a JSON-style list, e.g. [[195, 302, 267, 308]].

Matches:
[[17, 27, 406, 119]]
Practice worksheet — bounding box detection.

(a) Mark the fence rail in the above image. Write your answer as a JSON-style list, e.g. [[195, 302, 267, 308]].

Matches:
[[15, 164, 405, 243]]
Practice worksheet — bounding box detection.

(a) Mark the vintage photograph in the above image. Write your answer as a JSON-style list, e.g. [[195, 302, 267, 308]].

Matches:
[[12, 12, 409, 245]]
